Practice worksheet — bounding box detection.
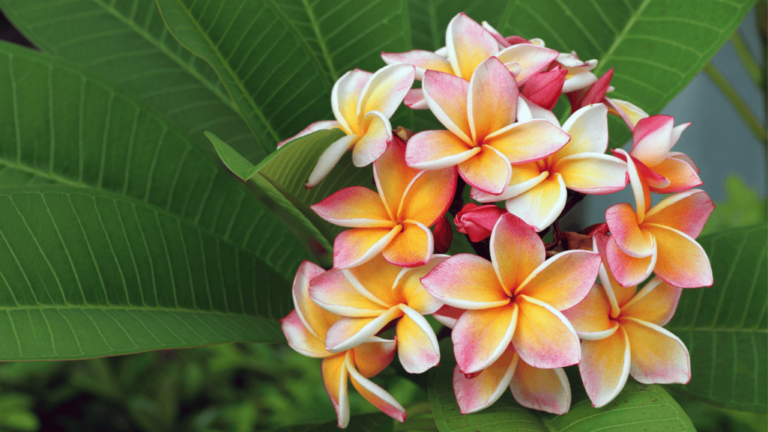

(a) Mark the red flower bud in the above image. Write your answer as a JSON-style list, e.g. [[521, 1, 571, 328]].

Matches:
[[454, 203, 506, 242], [522, 66, 567, 110], [433, 215, 453, 253], [568, 68, 613, 111]]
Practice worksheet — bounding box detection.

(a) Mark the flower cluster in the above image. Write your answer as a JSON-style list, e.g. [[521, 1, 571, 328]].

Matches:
[[279, 13, 714, 428]]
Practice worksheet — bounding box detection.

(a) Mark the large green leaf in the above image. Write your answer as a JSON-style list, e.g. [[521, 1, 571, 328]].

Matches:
[[429, 339, 695, 432], [667, 223, 767, 412], [407, 0, 755, 147], [0, 186, 290, 361], [154, 0, 413, 151], [0, 0, 264, 161], [0, 41, 309, 280], [210, 128, 375, 251]]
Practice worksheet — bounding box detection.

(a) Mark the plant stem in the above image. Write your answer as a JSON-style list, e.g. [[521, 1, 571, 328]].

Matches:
[[731, 30, 763, 89], [703, 63, 767, 144]]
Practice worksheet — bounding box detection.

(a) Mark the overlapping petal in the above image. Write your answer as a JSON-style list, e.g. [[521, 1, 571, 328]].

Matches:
[[281, 310, 331, 358], [325, 308, 404, 352], [605, 235, 657, 288], [398, 168, 458, 226], [405, 130, 477, 170], [421, 254, 510, 310], [605, 203, 653, 257], [579, 327, 630, 408], [422, 70, 471, 142], [516, 250, 601, 310], [505, 172, 567, 232], [453, 346, 517, 414], [555, 153, 627, 194], [491, 213, 546, 295], [458, 145, 511, 195], [382, 222, 433, 268], [650, 157, 702, 193], [631, 115, 675, 166], [643, 224, 713, 288], [453, 303, 518, 374], [510, 359, 571, 415], [593, 233, 637, 308], [352, 111, 392, 167], [332, 226, 401, 269], [621, 317, 691, 384], [322, 354, 350, 428], [485, 120, 570, 164], [393, 255, 448, 315], [344, 254, 400, 306], [620, 278, 682, 326], [310, 269, 389, 317], [512, 295, 580, 369], [306, 134, 360, 188], [357, 64, 415, 120], [353, 338, 398, 377], [332, 69, 372, 134], [374, 139, 420, 217], [292, 261, 334, 339], [381, 50, 453, 79], [396, 305, 440, 373], [311, 186, 394, 228], [347, 353, 407, 422], [552, 104, 609, 161], [446, 13, 499, 79], [468, 56, 518, 143], [471, 164, 547, 203], [496, 43, 559, 84], [561, 284, 617, 340], [643, 189, 713, 238]]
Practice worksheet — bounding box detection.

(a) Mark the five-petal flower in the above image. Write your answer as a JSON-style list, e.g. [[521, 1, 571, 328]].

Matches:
[[279, 64, 415, 188], [406, 56, 571, 195], [310, 255, 446, 374], [421, 214, 602, 374], [471, 104, 627, 231], [281, 261, 406, 427], [311, 139, 457, 268], [604, 189, 714, 288], [562, 233, 692, 407]]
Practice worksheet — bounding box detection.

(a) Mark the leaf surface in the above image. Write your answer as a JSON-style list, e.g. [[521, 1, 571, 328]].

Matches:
[[667, 223, 767, 412], [0, 186, 291, 361], [0, 0, 264, 161], [0, 41, 308, 280]]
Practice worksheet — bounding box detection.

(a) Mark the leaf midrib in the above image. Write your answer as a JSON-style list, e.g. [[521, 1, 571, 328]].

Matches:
[[590, 0, 652, 76], [299, 0, 338, 80], [87, 0, 239, 114], [158, 0, 281, 152]]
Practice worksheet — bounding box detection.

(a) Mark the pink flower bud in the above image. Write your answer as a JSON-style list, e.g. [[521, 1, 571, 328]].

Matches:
[[433, 215, 453, 253], [454, 203, 506, 242], [568, 68, 613, 111], [522, 66, 567, 110]]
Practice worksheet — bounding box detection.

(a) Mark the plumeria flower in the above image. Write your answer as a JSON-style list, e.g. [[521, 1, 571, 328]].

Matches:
[[521, 65, 567, 110], [562, 233, 691, 407], [432, 305, 465, 329], [604, 189, 714, 288], [281, 261, 406, 427], [613, 115, 702, 195], [277, 64, 415, 188], [311, 140, 456, 268], [381, 13, 558, 109], [310, 255, 446, 374], [471, 104, 627, 232], [406, 56, 570, 195], [452, 344, 571, 415], [480, 22, 597, 94], [421, 214, 602, 374]]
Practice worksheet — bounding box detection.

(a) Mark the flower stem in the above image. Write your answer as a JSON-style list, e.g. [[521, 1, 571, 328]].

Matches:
[[703, 63, 767, 144], [730, 30, 763, 89]]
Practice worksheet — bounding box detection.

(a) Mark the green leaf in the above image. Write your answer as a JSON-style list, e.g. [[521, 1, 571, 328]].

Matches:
[[0, 41, 309, 280], [429, 339, 695, 431], [0, 186, 290, 361], [0, 0, 265, 161], [408, 0, 756, 147], [666, 223, 767, 412], [154, 0, 413, 150], [269, 413, 394, 432]]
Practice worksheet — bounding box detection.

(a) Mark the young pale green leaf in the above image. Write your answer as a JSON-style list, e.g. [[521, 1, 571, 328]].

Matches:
[[0, 41, 309, 280], [666, 223, 767, 412], [409, 0, 756, 148], [0, 186, 291, 361], [207, 131, 260, 181], [154, 0, 413, 152], [0, 0, 264, 161], [429, 339, 695, 432], [269, 413, 394, 432]]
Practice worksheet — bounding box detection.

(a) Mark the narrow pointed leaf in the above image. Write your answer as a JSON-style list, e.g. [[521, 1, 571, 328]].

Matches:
[[0, 0, 264, 161], [0, 186, 291, 361], [0, 41, 309, 280], [428, 338, 695, 431], [666, 223, 767, 412]]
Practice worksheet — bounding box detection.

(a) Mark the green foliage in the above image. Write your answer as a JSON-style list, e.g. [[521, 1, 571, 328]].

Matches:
[[0, 0, 263, 162], [0, 186, 289, 360], [428, 339, 695, 432], [667, 223, 767, 412]]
